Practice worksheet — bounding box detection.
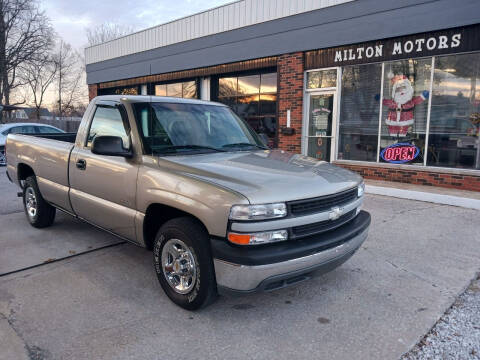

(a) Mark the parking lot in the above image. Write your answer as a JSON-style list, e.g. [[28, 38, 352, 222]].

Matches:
[[1, 173, 479, 360]]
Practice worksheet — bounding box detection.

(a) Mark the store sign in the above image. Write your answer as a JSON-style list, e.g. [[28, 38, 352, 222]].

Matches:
[[380, 143, 419, 164], [305, 24, 480, 69]]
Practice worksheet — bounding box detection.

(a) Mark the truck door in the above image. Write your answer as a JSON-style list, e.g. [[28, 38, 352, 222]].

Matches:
[[69, 102, 138, 242]]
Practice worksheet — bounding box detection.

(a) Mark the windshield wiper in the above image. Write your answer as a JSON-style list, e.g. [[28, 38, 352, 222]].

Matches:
[[222, 143, 268, 150], [159, 145, 226, 154]]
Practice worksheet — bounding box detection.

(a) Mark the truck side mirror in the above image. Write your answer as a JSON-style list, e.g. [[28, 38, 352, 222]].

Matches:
[[91, 136, 133, 158]]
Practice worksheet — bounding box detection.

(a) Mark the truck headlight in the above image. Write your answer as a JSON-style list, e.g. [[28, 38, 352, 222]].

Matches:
[[229, 203, 287, 221], [228, 230, 288, 245], [358, 182, 365, 197]]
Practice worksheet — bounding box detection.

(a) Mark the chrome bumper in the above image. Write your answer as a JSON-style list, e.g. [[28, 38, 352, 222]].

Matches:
[[214, 226, 369, 293]]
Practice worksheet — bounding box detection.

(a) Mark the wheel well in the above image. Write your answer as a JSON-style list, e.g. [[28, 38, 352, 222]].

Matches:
[[143, 204, 209, 250], [17, 163, 35, 183]]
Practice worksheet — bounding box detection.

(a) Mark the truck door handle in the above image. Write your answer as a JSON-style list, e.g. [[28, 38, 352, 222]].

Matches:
[[76, 159, 86, 170]]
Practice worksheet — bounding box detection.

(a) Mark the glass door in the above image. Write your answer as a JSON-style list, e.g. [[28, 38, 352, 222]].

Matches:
[[306, 92, 337, 161]]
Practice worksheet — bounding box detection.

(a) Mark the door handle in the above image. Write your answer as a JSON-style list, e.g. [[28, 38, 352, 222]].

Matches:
[[76, 159, 86, 170]]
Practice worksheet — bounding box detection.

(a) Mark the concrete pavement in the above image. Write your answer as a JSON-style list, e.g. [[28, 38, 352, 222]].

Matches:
[[0, 174, 479, 360], [0, 173, 123, 275]]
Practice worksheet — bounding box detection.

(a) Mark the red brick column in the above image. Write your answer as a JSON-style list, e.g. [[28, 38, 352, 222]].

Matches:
[[88, 84, 99, 101], [277, 52, 304, 153]]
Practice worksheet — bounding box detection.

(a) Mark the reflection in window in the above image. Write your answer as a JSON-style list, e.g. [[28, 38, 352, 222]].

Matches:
[[167, 83, 182, 98], [238, 75, 260, 95], [219, 78, 237, 97], [87, 107, 129, 148], [155, 84, 167, 96], [154, 81, 197, 99], [338, 63, 381, 161], [98, 86, 138, 95], [183, 81, 197, 98], [260, 73, 277, 94], [217, 72, 277, 147], [307, 69, 337, 89], [115, 87, 138, 95], [428, 53, 480, 169], [380, 58, 431, 165]]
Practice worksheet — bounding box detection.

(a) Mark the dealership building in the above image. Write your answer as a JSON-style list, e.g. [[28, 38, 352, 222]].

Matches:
[[85, 0, 480, 191]]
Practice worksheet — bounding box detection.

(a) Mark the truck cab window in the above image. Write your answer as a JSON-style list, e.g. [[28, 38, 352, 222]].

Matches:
[[87, 106, 129, 148]]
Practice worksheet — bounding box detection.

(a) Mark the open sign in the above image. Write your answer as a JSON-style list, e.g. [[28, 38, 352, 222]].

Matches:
[[380, 143, 420, 164]]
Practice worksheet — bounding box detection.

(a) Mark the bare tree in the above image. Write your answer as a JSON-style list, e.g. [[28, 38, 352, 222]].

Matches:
[[0, 0, 54, 105], [21, 55, 57, 118], [53, 40, 84, 117], [86, 22, 135, 46]]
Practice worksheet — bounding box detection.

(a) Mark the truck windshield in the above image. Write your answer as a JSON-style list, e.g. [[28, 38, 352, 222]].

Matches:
[[133, 102, 268, 155]]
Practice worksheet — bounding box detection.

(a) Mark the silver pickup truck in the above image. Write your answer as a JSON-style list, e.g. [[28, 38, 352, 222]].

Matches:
[[5, 95, 370, 310]]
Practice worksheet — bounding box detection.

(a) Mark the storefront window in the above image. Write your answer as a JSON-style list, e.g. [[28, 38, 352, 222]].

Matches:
[[428, 53, 480, 169], [217, 72, 277, 147], [183, 81, 197, 98], [307, 69, 337, 89], [155, 84, 167, 96], [99, 86, 139, 95], [379, 58, 431, 165], [167, 83, 183, 98], [336, 53, 480, 169], [338, 63, 382, 161], [154, 81, 197, 98]]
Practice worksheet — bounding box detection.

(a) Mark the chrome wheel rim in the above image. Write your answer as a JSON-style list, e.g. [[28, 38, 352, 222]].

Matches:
[[25, 187, 37, 218], [161, 239, 197, 294]]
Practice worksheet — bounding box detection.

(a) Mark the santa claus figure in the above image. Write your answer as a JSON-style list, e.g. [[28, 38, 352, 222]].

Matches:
[[383, 75, 429, 137]]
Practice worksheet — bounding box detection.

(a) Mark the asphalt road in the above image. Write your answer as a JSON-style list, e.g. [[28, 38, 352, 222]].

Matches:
[[0, 172, 479, 360]]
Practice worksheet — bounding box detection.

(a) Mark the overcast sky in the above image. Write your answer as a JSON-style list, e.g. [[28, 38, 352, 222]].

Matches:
[[41, 0, 231, 51]]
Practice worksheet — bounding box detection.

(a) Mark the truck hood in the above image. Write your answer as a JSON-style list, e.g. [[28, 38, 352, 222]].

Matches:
[[159, 150, 362, 204]]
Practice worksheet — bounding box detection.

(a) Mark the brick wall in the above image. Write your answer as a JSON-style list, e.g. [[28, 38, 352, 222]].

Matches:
[[335, 162, 480, 192], [88, 84, 98, 101], [277, 53, 304, 153]]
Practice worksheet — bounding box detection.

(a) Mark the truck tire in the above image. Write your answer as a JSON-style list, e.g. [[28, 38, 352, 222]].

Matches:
[[23, 176, 56, 228], [153, 217, 217, 310]]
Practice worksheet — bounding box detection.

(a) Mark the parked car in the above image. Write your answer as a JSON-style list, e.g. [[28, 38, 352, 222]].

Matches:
[[5, 95, 370, 310], [0, 123, 64, 166]]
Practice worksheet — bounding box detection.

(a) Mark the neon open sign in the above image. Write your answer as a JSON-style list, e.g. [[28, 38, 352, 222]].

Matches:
[[380, 143, 420, 164]]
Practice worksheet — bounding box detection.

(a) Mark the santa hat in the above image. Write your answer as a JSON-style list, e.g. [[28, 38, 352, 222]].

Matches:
[[390, 74, 408, 85]]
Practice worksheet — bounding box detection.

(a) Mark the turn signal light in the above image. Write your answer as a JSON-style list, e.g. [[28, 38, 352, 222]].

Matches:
[[227, 233, 252, 245], [228, 230, 288, 245]]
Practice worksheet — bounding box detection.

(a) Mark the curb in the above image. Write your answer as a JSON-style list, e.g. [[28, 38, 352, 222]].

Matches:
[[366, 185, 480, 210]]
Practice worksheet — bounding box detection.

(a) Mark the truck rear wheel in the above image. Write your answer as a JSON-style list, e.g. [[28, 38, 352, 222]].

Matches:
[[23, 176, 56, 228], [153, 217, 217, 310]]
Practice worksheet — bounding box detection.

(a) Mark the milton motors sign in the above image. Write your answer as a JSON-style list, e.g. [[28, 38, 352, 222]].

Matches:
[[305, 24, 480, 69]]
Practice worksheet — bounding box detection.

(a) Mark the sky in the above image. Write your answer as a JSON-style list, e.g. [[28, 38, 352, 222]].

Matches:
[[41, 0, 231, 51]]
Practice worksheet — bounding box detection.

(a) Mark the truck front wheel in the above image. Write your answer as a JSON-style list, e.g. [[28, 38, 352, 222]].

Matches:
[[23, 176, 56, 228], [153, 217, 217, 310]]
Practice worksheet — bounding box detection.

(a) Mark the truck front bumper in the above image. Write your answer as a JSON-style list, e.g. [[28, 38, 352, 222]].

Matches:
[[211, 210, 370, 294]]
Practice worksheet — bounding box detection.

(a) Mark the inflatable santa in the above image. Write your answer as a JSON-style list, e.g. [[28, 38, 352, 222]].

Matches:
[[383, 75, 429, 137]]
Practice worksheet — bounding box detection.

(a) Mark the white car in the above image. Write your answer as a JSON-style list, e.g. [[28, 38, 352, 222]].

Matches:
[[0, 123, 65, 166]]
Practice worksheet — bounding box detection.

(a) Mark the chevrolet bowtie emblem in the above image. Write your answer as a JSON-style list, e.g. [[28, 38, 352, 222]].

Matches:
[[329, 207, 343, 221]]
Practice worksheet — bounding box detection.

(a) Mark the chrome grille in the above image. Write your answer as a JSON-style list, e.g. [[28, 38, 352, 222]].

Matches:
[[288, 188, 357, 216], [291, 210, 357, 239]]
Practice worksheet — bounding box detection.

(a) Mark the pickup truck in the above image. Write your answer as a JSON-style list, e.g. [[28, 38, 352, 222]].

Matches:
[[5, 95, 371, 310]]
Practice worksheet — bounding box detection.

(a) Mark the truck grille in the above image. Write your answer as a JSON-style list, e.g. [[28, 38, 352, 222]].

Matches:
[[291, 209, 357, 239], [288, 188, 357, 216]]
